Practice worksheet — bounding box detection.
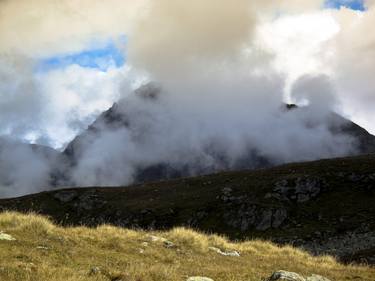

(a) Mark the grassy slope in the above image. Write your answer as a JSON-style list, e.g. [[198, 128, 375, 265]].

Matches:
[[1, 154, 374, 243], [0, 212, 374, 281]]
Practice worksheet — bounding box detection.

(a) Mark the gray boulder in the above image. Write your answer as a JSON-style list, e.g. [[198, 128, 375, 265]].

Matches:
[[265, 271, 305, 281], [265, 271, 331, 281]]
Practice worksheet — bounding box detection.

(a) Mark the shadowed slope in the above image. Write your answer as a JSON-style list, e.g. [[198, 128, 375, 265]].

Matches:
[[1, 154, 375, 264]]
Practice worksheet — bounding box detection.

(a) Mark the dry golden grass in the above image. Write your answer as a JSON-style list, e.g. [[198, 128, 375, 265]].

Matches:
[[0, 212, 374, 281]]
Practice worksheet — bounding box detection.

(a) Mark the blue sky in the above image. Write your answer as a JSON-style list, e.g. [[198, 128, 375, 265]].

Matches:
[[38, 39, 126, 72], [325, 0, 366, 10]]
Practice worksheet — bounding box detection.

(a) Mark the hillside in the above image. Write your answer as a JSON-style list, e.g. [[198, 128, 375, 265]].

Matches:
[[1, 154, 375, 265], [0, 212, 374, 281], [61, 83, 375, 185]]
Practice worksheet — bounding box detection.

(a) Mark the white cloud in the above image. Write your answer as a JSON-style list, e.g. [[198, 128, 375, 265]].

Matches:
[[0, 53, 131, 148], [36, 64, 131, 148], [255, 7, 375, 134], [256, 11, 340, 99], [329, 6, 375, 133]]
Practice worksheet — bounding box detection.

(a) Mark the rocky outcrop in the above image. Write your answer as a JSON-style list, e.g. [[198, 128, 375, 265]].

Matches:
[[267, 177, 326, 203], [297, 227, 375, 264], [223, 204, 287, 231], [220, 187, 288, 231]]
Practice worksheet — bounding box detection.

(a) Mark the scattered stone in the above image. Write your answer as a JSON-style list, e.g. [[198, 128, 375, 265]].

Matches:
[[163, 240, 176, 248], [208, 246, 240, 257], [300, 229, 375, 261], [141, 209, 152, 215], [222, 187, 233, 195], [0, 232, 15, 241], [221, 187, 235, 202], [306, 275, 331, 281], [53, 190, 78, 203], [88, 266, 101, 276], [265, 270, 305, 281], [187, 277, 214, 281], [348, 173, 364, 183], [148, 235, 175, 248], [141, 242, 149, 247], [149, 235, 163, 242]]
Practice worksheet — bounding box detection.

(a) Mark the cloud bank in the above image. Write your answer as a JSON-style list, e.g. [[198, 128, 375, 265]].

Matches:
[[0, 0, 373, 197]]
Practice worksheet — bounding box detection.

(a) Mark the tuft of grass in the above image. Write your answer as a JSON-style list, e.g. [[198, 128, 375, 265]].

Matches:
[[0, 212, 374, 281]]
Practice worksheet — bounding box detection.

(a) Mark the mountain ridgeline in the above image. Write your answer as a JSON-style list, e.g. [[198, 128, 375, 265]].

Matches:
[[60, 83, 375, 186], [0, 83, 375, 196]]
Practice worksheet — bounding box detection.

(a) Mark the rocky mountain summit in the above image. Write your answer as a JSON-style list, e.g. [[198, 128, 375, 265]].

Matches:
[[1, 154, 375, 265], [1, 83, 375, 196], [59, 83, 375, 187]]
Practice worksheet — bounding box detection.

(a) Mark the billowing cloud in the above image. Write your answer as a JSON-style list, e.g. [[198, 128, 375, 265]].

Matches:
[[256, 10, 340, 96], [0, 0, 146, 56], [0, 55, 44, 139], [128, 0, 261, 78], [66, 0, 357, 186], [0, 0, 326, 58], [330, 4, 375, 133], [0, 0, 373, 197], [255, 4, 375, 134]]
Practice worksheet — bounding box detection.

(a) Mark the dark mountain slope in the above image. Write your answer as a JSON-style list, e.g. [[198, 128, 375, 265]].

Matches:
[[325, 111, 375, 154], [61, 83, 375, 185], [1, 154, 375, 263]]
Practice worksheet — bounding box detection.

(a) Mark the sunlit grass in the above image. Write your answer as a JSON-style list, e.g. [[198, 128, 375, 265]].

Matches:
[[0, 212, 373, 281]]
